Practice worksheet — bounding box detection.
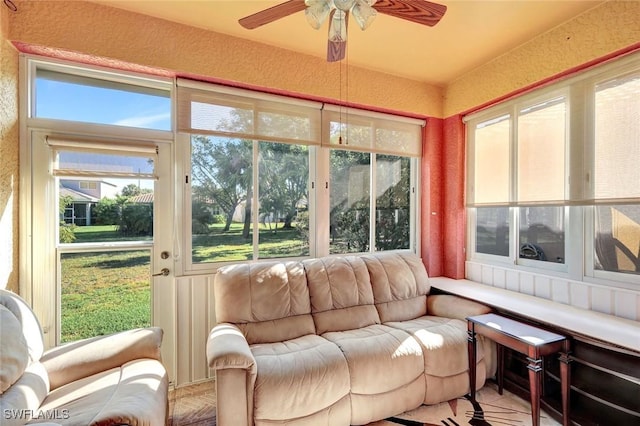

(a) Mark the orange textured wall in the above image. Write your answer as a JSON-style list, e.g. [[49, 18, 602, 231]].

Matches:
[[445, 0, 640, 116], [8, 0, 443, 118], [421, 118, 443, 277], [0, 3, 19, 292]]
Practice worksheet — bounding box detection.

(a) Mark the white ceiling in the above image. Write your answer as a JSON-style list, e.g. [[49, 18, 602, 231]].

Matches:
[[90, 0, 605, 86]]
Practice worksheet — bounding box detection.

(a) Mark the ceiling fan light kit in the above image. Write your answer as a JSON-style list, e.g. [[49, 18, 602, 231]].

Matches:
[[304, 0, 332, 29], [239, 0, 447, 62]]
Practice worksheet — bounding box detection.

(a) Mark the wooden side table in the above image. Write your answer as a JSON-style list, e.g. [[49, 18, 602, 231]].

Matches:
[[467, 313, 571, 426]]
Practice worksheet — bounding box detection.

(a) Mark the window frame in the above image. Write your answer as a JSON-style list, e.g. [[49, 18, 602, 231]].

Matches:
[[466, 51, 640, 288]]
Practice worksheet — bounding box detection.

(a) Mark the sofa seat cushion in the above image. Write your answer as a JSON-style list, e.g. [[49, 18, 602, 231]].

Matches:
[[322, 324, 424, 395], [322, 324, 425, 424], [384, 316, 484, 378], [32, 359, 168, 425], [250, 334, 350, 423]]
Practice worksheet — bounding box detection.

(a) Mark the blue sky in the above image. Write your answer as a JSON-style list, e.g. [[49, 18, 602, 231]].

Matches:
[[36, 77, 171, 131]]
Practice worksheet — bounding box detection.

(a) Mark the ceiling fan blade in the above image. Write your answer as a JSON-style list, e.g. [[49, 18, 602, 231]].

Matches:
[[374, 0, 447, 27], [239, 0, 307, 30]]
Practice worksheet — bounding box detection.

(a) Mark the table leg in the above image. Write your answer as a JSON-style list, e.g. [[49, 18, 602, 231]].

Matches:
[[497, 344, 504, 395], [559, 340, 572, 426], [527, 356, 543, 426], [467, 322, 477, 402]]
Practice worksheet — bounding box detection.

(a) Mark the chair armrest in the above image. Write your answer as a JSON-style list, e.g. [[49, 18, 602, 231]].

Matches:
[[41, 327, 163, 390], [427, 294, 492, 321], [207, 323, 256, 371]]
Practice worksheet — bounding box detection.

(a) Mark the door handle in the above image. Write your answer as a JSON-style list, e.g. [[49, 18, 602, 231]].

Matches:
[[153, 268, 170, 277]]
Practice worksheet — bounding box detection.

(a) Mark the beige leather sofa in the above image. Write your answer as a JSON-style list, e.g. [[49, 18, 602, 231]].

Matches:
[[0, 289, 169, 425], [207, 252, 496, 426]]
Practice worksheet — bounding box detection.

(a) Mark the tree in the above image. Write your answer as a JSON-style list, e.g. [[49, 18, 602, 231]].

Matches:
[[95, 197, 120, 225], [191, 136, 252, 232], [258, 142, 309, 231], [59, 194, 77, 243], [121, 183, 151, 198], [374, 155, 411, 250]]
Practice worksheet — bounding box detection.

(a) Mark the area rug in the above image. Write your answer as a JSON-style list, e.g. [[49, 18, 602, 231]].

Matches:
[[369, 384, 559, 426]]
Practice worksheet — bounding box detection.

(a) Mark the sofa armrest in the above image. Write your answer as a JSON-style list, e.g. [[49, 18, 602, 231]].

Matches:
[[207, 323, 256, 371], [207, 323, 256, 426], [427, 294, 492, 321], [41, 327, 163, 390]]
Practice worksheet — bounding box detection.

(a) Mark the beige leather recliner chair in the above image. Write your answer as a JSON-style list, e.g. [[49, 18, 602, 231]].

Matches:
[[0, 289, 169, 425]]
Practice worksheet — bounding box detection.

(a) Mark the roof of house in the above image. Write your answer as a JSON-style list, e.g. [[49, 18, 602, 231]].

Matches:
[[129, 193, 154, 203], [59, 186, 99, 203]]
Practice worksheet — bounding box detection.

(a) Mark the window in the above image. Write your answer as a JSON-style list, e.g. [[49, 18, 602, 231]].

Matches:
[[324, 106, 421, 256], [375, 155, 412, 251], [467, 52, 640, 284], [329, 151, 415, 254], [51, 137, 158, 342], [179, 80, 320, 268], [468, 94, 568, 267], [189, 135, 310, 263], [330, 150, 371, 253], [519, 207, 565, 263], [595, 205, 640, 276], [591, 72, 640, 278], [178, 79, 422, 270], [79, 181, 98, 190], [476, 207, 510, 257], [32, 64, 171, 131]]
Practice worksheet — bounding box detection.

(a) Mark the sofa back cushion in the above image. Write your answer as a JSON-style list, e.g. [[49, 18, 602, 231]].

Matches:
[[303, 256, 380, 334], [0, 290, 44, 366], [0, 305, 29, 394], [214, 261, 315, 344], [362, 252, 431, 323]]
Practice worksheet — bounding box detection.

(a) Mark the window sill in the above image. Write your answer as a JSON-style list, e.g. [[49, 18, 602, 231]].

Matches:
[[429, 276, 640, 354]]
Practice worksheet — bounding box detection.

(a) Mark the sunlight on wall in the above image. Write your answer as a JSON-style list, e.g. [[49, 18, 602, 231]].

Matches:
[[0, 185, 14, 289]]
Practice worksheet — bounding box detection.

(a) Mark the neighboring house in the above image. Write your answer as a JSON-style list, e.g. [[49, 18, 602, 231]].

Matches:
[[59, 179, 116, 226]]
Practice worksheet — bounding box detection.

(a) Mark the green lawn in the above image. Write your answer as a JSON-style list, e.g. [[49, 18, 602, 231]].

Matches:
[[61, 222, 308, 342], [60, 250, 151, 343], [73, 224, 151, 243], [192, 222, 308, 262]]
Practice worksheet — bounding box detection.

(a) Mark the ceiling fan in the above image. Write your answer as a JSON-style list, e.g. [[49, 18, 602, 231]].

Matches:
[[239, 0, 447, 62]]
